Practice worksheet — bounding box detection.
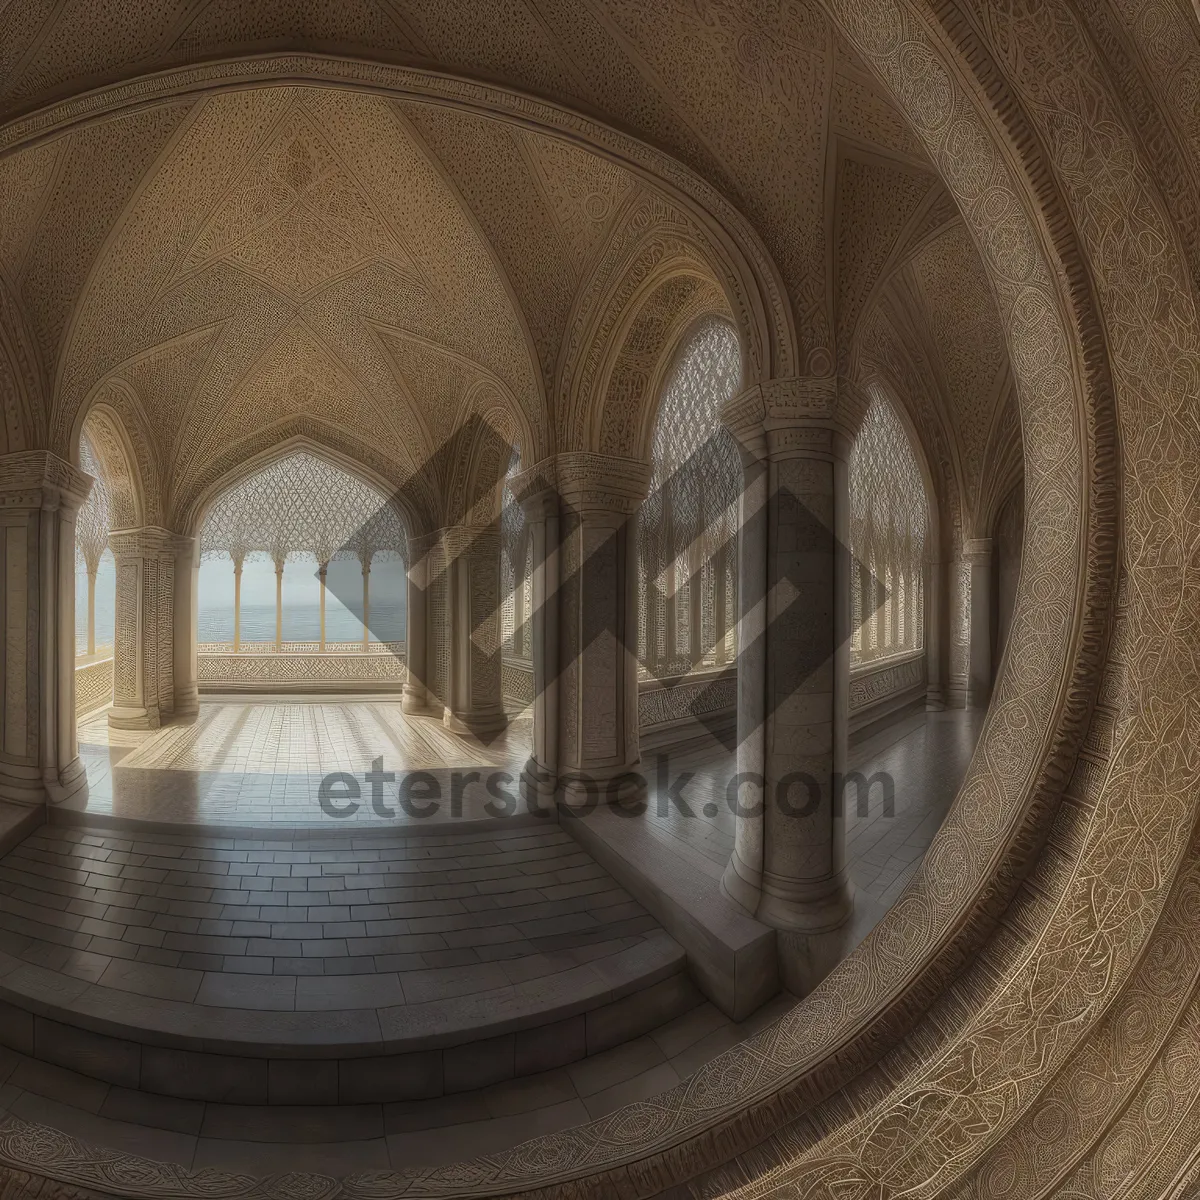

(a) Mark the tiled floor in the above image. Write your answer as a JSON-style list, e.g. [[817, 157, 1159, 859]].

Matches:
[[0, 988, 795, 1173], [0, 707, 982, 1178], [0, 822, 659, 999], [635, 709, 981, 895], [74, 697, 531, 827]]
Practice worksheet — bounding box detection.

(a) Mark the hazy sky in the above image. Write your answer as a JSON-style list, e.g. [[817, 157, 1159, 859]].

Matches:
[[198, 556, 407, 609]]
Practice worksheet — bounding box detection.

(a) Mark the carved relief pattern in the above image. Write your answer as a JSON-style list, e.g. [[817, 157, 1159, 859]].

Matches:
[[113, 562, 139, 704], [908, 222, 1008, 490], [197, 650, 407, 687], [501, 660, 534, 707], [73, 657, 113, 716], [849, 652, 924, 713], [638, 672, 735, 728], [199, 451, 407, 567], [834, 154, 934, 353]]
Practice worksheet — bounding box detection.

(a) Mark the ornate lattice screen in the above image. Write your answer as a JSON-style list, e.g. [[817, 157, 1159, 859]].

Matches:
[[849, 389, 929, 666], [76, 435, 111, 579], [638, 316, 741, 679], [200, 453, 407, 567]]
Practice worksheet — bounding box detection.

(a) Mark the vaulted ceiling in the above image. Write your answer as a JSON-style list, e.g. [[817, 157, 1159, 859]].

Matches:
[[0, 0, 1018, 537]]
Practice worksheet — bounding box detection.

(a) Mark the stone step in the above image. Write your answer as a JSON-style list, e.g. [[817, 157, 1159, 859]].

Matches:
[[0, 822, 701, 1104]]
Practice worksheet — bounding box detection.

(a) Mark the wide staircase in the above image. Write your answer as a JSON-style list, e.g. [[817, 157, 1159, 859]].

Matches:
[[0, 820, 698, 1108]]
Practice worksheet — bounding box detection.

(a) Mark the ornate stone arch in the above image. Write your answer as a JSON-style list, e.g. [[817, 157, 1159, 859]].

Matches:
[[75, 398, 146, 531], [175, 423, 423, 541], [445, 392, 524, 528], [0, 279, 43, 454], [854, 303, 965, 557], [563, 231, 734, 457]]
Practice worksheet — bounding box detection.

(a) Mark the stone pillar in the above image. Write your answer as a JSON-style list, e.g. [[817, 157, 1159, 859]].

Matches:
[[108, 526, 190, 731], [442, 524, 506, 738], [964, 537, 994, 708], [924, 555, 946, 710], [274, 560, 284, 651], [401, 533, 434, 715], [86, 566, 97, 657], [554, 453, 649, 808], [0, 452, 92, 806], [720, 381, 855, 953], [318, 563, 328, 652], [510, 464, 561, 806], [172, 534, 199, 719], [361, 557, 371, 651], [232, 558, 243, 652]]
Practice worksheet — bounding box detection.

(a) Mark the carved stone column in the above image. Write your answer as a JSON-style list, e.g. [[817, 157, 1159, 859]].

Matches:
[[441, 524, 506, 738], [232, 557, 243, 652], [555, 453, 649, 809], [108, 526, 190, 731], [510, 462, 561, 806], [401, 532, 435, 715], [720, 380, 855, 963], [0, 451, 92, 806], [172, 533, 199, 719], [924, 555, 947, 710], [963, 536, 994, 708]]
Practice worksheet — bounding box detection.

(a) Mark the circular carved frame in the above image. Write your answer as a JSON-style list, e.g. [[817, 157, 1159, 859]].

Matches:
[[0, 1, 1148, 1191]]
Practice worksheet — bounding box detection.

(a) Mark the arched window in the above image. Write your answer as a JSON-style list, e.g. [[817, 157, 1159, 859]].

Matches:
[[850, 390, 928, 666], [198, 452, 407, 653], [638, 316, 741, 679]]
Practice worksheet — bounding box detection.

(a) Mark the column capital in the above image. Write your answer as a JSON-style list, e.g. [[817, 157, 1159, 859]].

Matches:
[[508, 458, 560, 521], [440, 523, 499, 560], [961, 537, 994, 563], [0, 450, 93, 513], [554, 452, 650, 516], [108, 525, 192, 559], [721, 378, 856, 462]]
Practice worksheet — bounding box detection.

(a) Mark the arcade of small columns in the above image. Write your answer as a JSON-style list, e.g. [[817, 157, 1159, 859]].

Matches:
[[0, 377, 1002, 947]]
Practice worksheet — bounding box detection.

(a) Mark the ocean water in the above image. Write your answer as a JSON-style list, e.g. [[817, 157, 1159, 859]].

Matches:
[[198, 602, 405, 643], [75, 558, 406, 649]]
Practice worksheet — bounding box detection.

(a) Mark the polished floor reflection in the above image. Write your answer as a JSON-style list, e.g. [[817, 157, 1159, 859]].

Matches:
[[74, 697, 531, 828], [634, 708, 984, 946]]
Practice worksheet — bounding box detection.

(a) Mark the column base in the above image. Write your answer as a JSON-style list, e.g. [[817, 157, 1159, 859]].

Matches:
[[557, 762, 646, 814], [108, 705, 162, 731], [0, 758, 89, 807], [443, 707, 508, 739], [519, 758, 559, 818], [174, 685, 200, 721], [401, 684, 432, 715], [720, 850, 763, 916], [45, 756, 89, 805], [755, 870, 854, 936], [776, 923, 859, 997]]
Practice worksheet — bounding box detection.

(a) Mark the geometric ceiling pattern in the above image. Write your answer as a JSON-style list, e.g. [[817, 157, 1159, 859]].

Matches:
[[0, 1, 1010, 546]]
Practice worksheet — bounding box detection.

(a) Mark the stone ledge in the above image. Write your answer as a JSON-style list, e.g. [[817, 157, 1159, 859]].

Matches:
[[0, 934, 699, 1105], [561, 806, 778, 1020]]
